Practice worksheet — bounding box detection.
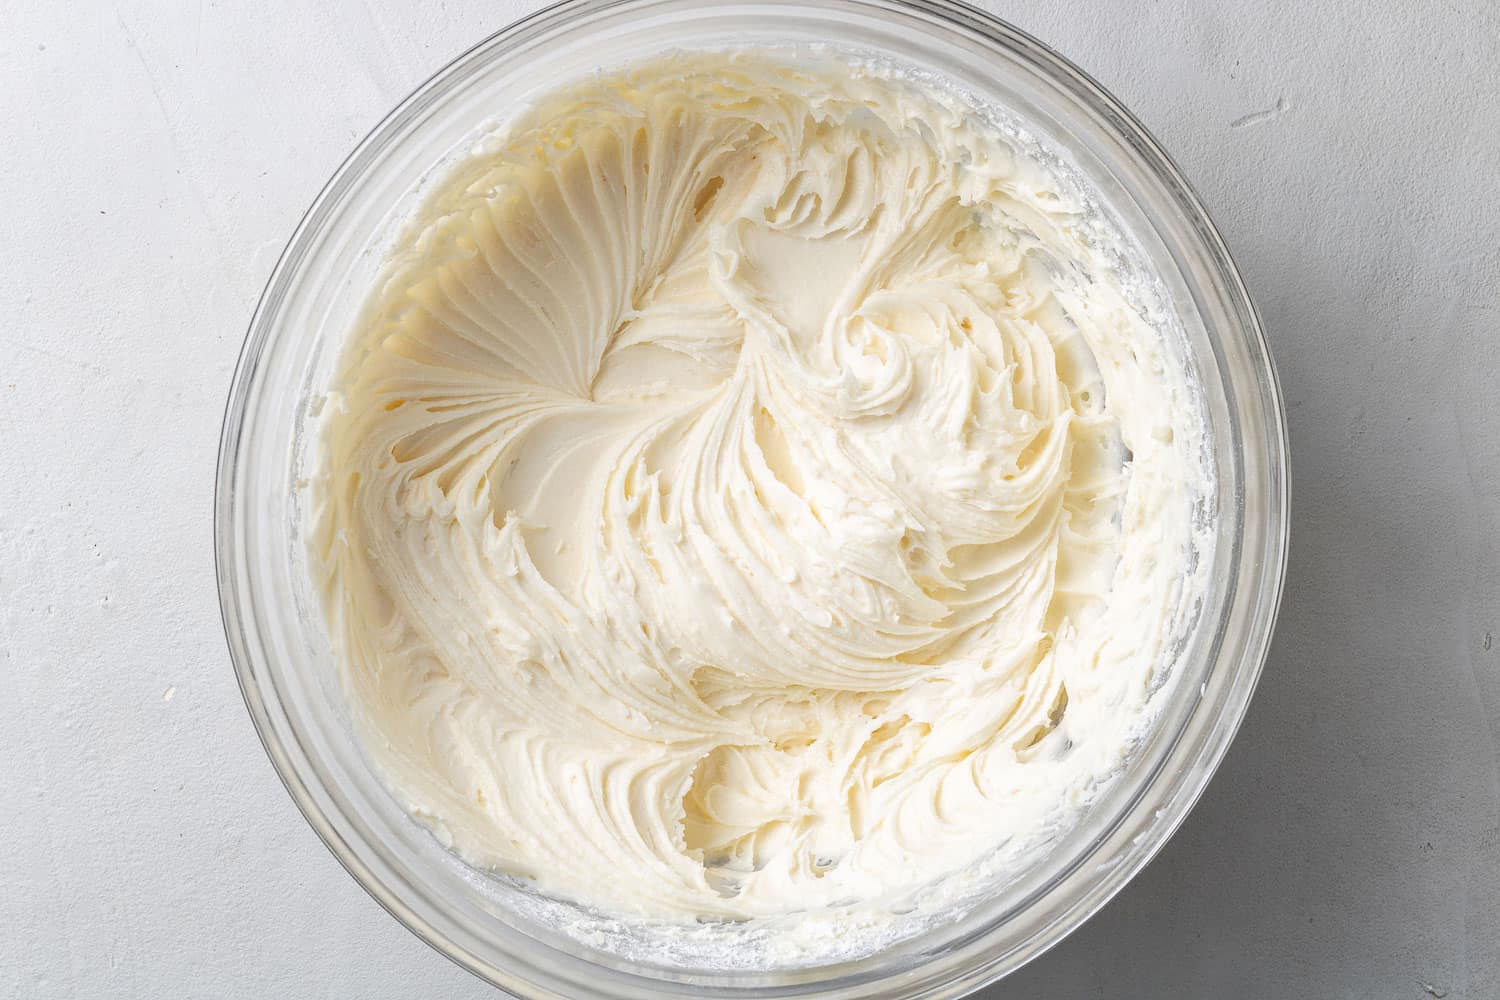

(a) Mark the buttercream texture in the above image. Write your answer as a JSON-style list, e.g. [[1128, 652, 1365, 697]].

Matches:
[[314, 52, 1201, 920]]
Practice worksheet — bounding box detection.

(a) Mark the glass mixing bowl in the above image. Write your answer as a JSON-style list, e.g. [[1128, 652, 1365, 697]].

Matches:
[[215, 0, 1289, 995]]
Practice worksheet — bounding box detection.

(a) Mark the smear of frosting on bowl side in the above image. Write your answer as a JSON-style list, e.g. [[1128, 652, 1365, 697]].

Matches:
[[312, 50, 1208, 926]]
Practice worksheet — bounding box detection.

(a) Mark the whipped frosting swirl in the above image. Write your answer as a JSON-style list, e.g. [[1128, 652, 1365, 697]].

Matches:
[[314, 52, 1205, 921]]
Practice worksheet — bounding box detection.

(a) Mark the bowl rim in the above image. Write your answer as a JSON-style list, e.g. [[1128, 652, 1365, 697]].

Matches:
[[215, 0, 1290, 995]]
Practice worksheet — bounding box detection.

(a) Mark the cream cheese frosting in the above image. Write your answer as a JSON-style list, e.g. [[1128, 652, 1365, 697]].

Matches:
[[313, 51, 1206, 926]]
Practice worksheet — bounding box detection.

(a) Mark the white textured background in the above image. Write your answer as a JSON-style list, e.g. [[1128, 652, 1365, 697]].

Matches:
[[3, 1, 1497, 997]]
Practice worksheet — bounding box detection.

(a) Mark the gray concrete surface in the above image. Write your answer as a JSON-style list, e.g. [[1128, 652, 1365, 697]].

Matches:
[[2, 0, 1496, 997]]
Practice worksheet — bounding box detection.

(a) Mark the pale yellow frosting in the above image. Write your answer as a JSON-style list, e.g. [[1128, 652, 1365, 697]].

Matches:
[[313, 51, 1204, 924]]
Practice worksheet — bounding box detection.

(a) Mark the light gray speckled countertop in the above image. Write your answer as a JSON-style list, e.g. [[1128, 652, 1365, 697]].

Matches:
[[2, 1, 1495, 996]]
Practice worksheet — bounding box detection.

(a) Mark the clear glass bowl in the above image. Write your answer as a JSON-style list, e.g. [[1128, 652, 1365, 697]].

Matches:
[[215, 0, 1289, 995]]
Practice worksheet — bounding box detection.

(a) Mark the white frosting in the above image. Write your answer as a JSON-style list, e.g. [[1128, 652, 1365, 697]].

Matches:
[[313, 51, 1206, 929]]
